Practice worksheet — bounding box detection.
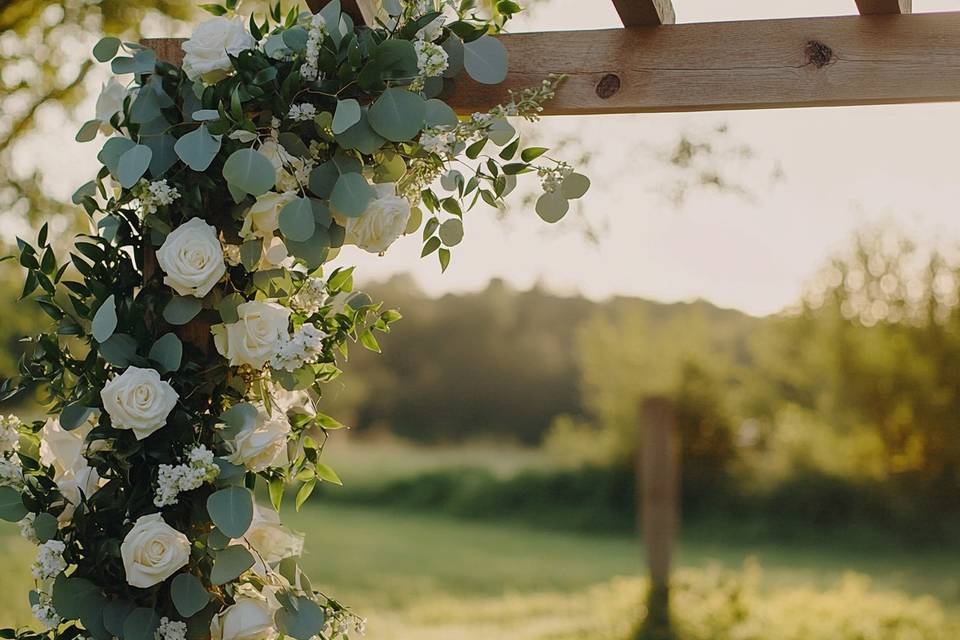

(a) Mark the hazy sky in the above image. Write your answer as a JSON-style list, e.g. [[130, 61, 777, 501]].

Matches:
[[29, 0, 960, 316]]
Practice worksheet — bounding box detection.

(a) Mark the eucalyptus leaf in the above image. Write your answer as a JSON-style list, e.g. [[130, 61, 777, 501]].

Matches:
[[171, 574, 211, 618], [76, 120, 101, 143], [163, 296, 203, 325], [148, 333, 183, 373], [116, 144, 153, 188], [285, 225, 330, 269], [92, 294, 117, 342], [223, 148, 277, 197], [103, 600, 136, 639], [98, 137, 136, 175], [330, 173, 375, 218], [61, 403, 96, 431], [334, 109, 386, 155], [536, 191, 569, 223], [424, 99, 459, 128], [211, 545, 255, 585], [0, 486, 26, 522], [174, 125, 222, 172], [144, 133, 178, 177], [276, 596, 325, 640], [561, 173, 591, 199], [122, 608, 160, 640], [439, 219, 464, 246], [93, 37, 122, 63], [279, 197, 316, 242], [332, 99, 361, 135], [463, 35, 508, 84], [100, 333, 140, 367], [112, 49, 156, 75], [207, 486, 253, 538], [368, 88, 426, 142], [33, 513, 58, 542]]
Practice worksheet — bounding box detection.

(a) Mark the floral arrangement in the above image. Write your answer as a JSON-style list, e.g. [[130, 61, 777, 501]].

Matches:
[[0, 1, 588, 639]]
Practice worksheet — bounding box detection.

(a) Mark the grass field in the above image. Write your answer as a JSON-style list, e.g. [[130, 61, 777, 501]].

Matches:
[[3, 500, 960, 639]]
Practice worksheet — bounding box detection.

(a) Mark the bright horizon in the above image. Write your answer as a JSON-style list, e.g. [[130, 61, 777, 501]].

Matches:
[[18, 0, 960, 317]]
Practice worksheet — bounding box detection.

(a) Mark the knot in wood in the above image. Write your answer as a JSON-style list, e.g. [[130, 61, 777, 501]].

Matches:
[[805, 40, 833, 68], [596, 73, 621, 99]]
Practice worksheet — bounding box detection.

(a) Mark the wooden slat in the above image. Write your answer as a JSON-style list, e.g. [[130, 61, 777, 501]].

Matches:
[[143, 12, 960, 115], [611, 0, 675, 26], [855, 0, 912, 14]]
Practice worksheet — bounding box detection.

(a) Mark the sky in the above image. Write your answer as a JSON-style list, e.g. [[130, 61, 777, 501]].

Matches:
[[27, 0, 960, 317]]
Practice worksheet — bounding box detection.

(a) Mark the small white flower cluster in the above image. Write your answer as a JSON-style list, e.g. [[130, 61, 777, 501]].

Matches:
[[291, 278, 327, 316], [324, 608, 366, 639], [32, 539, 67, 581], [270, 323, 327, 372], [223, 244, 242, 267], [414, 40, 448, 78], [301, 15, 328, 82], [32, 590, 60, 630], [288, 103, 318, 122], [139, 179, 181, 215], [420, 127, 456, 157], [154, 445, 220, 508], [0, 414, 21, 454], [156, 616, 188, 640], [538, 163, 574, 193], [0, 458, 23, 488], [19, 512, 37, 542]]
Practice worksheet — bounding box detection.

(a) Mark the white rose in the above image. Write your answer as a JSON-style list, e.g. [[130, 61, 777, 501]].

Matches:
[[157, 218, 227, 298], [240, 192, 297, 240], [40, 418, 94, 478], [100, 367, 179, 440], [212, 301, 291, 369], [227, 407, 290, 473], [120, 513, 191, 588], [343, 183, 411, 254], [236, 504, 304, 571], [210, 597, 277, 640], [95, 78, 128, 135], [182, 16, 256, 83]]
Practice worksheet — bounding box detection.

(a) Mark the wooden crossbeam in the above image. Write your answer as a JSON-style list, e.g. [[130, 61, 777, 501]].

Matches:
[[144, 12, 960, 115], [855, 0, 912, 14], [611, 0, 675, 26]]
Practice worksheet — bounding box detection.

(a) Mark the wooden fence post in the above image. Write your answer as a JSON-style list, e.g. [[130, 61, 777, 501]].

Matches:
[[636, 396, 679, 637]]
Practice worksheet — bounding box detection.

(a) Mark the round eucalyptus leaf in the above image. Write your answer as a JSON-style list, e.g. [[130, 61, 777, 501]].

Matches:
[[52, 575, 100, 620], [463, 35, 508, 85], [148, 333, 183, 373], [286, 224, 331, 269], [100, 333, 140, 368], [103, 599, 136, 639], [76, 120, 101, 143], [171, 574, 211, 618], [211, 545, 255, 585], [279, 197, 316, 242], [116, 144, 153, 188], [439, 219, 464, 246], [308, 162, 339, 199], [219, 403, 258, 436], [0, 486, 27, 522], [368, 88, 426, 142], [98, 137, 136, 174], [536, 191, 570, 223], [282, 26, 309, 52], [487, 118, 515, 146], [163, 296, 203, 326], [93, 37, 122, 63], [174, 125, 222, 172], [441, 35, 464, 78], [561, 172, 591, 200], [424, 99, 459, 128], [144, 133, 178, 177], [276, 596, 325, 640], [206, 486, 253, 538], [332, 99, 362, 135], [223, 148, 277, 197], [404, 206, 423, 235], [217, 293, 246, 324], [310, 199, 332, 228], [330, 173, 375, 218], [33, 512, 59, 542], [192, 110, 220, 121], [92, 294, 117, 343], [334, 110, 386, 155], [122, 608, 160, 640]]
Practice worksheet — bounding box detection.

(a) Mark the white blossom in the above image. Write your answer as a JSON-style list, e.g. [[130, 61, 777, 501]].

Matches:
[[301, 15, 329, 82], [269, 324, 327, 372], [288, 103, 318, 122], [420, 128, 456, 156], [19, 512, 37, 542], [414, 40, 448, 78], [32, 539, 66, 581], [139, 179, 181, 215], [0, 458, 22, 488], [0, 414, 21, 454], [31, 591, 60, 630], [291, 278, 327, 316], [156, 617, 188, 640], [154, 445, 220, 508]]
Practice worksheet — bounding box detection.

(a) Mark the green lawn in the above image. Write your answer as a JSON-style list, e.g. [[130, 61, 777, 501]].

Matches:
[[3, 502, 959, 639]]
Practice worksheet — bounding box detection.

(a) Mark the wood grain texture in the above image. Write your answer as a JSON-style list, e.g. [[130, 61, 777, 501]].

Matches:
[[638, 397, 679, 589], [143, 12, 960, 114], [855, 0, 912, 14], [611, 0, 675, 26]]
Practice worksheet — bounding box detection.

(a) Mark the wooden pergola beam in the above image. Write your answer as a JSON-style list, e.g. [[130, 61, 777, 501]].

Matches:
[[611, 0, 675, 26], [144, 12, 960, 115], [855, 0, 912, 14]]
